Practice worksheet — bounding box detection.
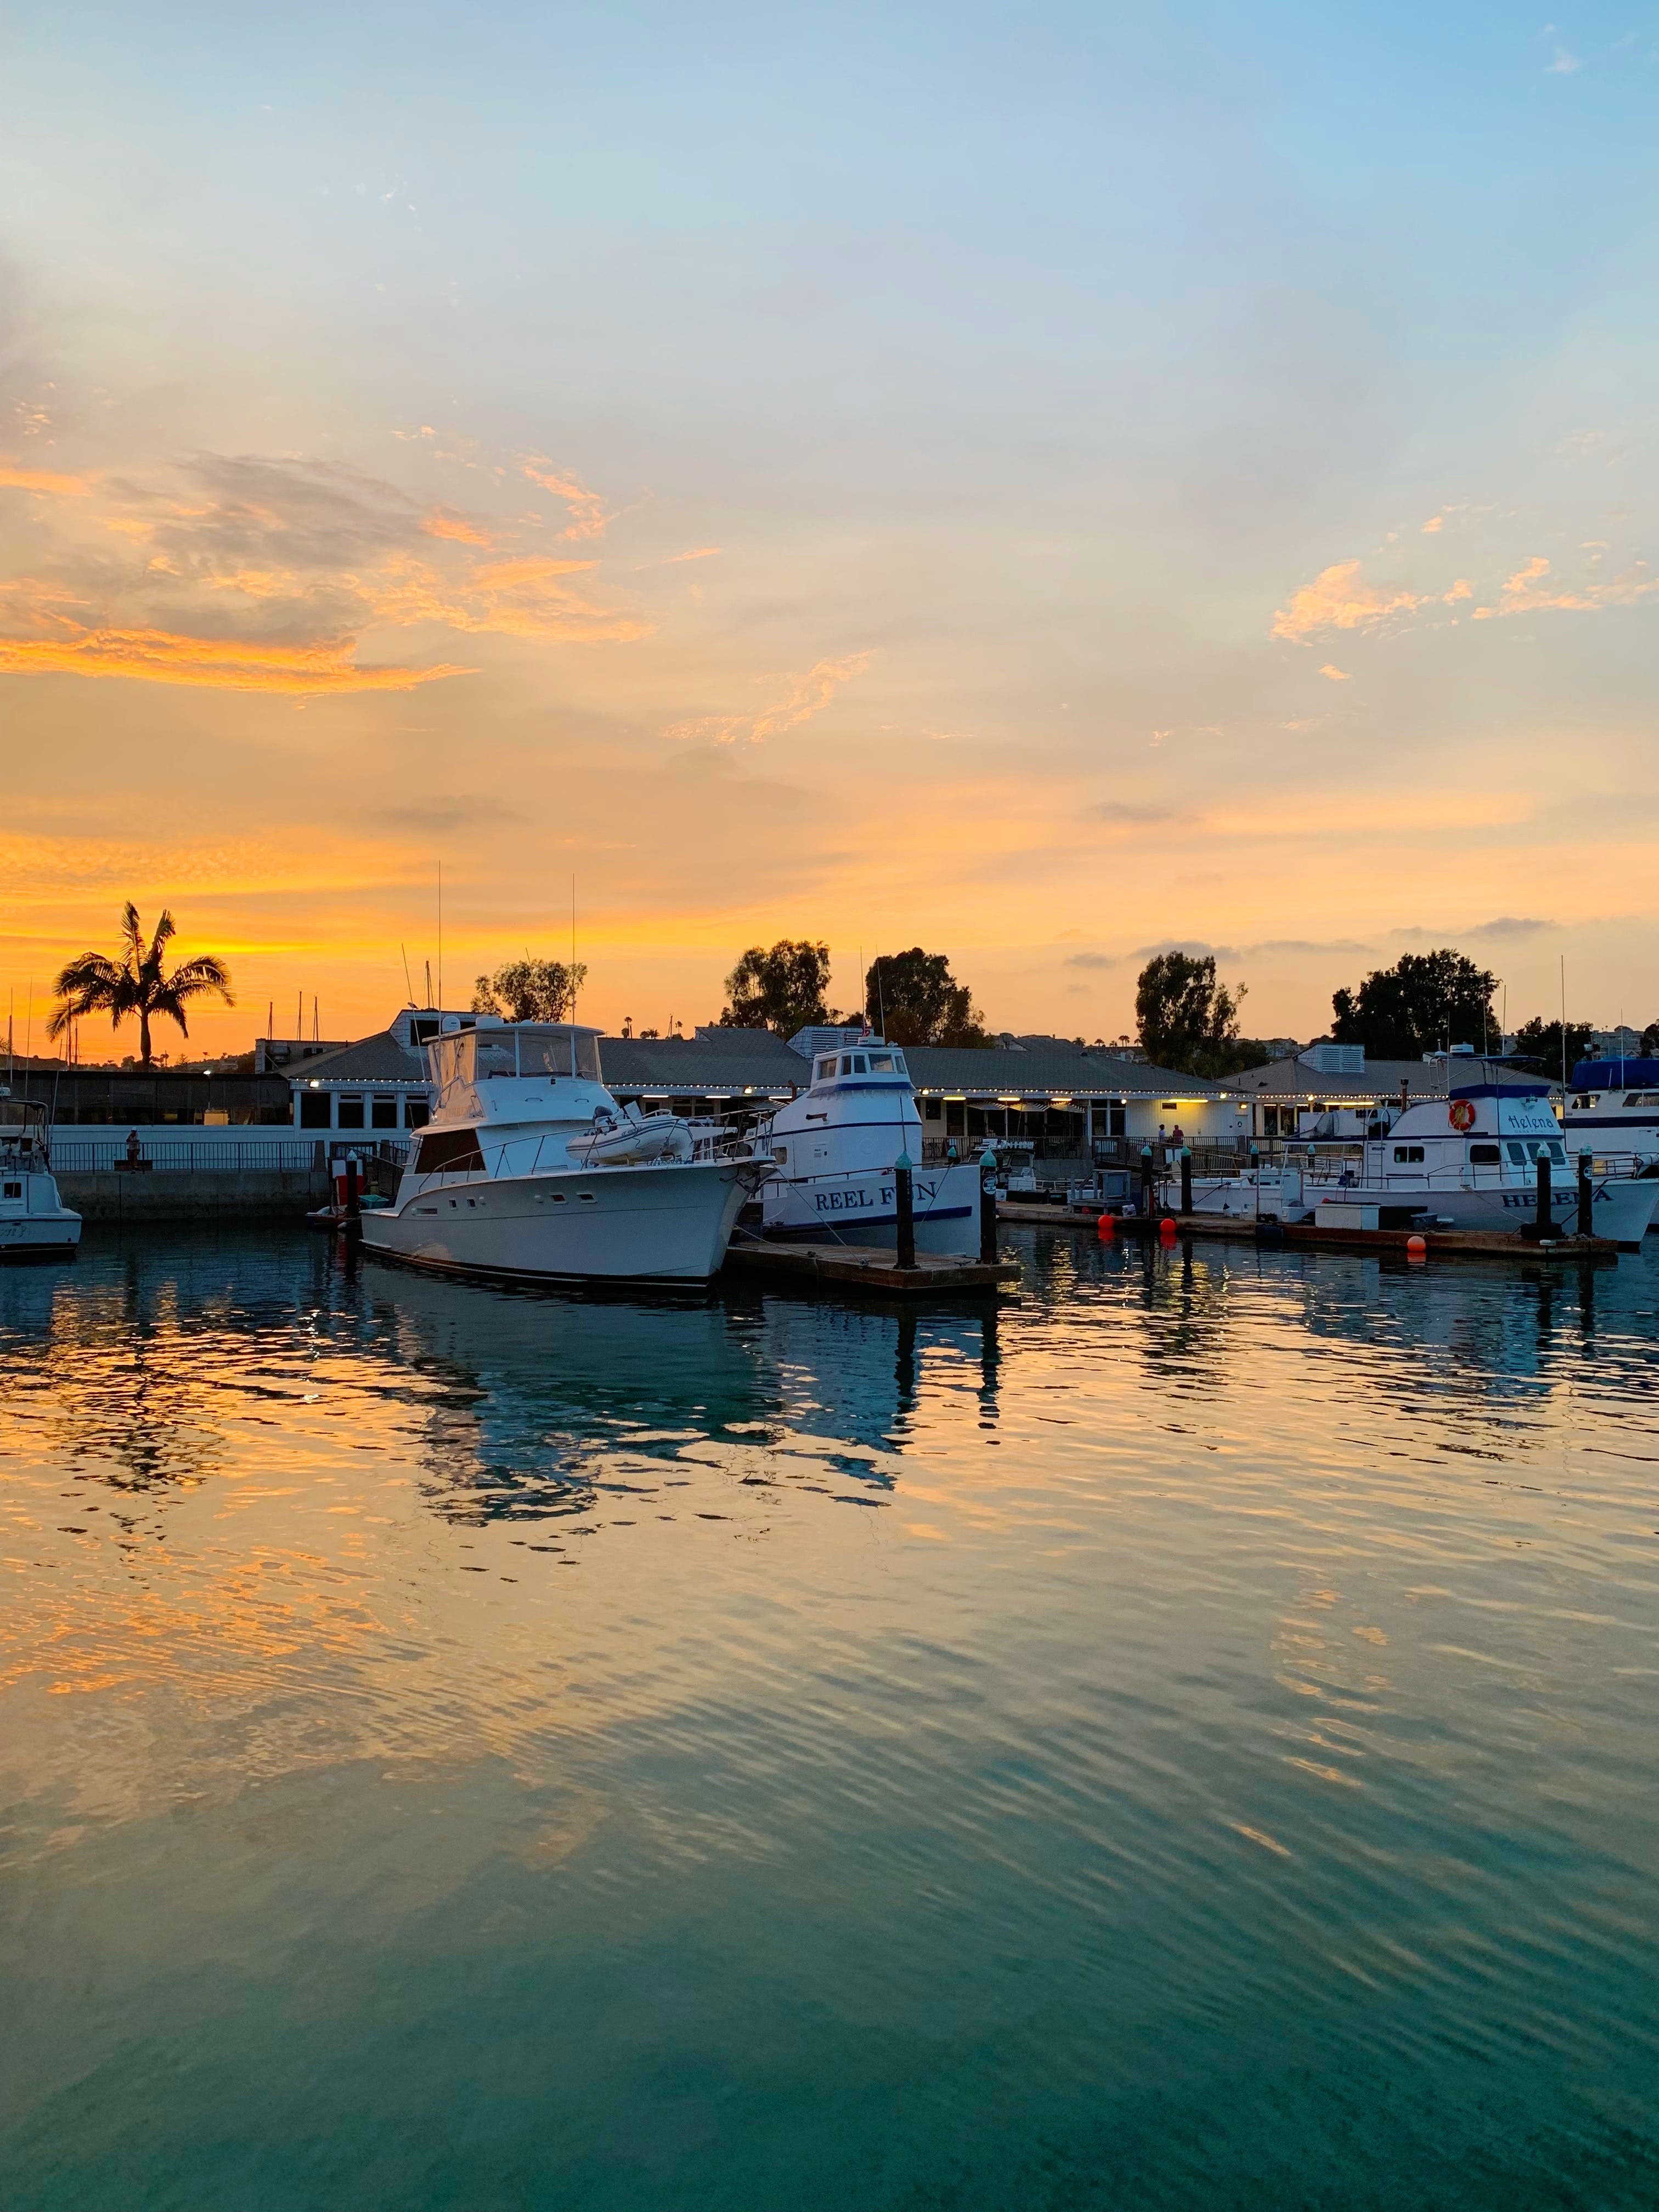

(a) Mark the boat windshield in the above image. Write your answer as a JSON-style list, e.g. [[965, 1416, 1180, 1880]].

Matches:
[[431, 1025, 603, 1087]]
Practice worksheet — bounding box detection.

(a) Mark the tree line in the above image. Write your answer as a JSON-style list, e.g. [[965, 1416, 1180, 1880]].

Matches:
[[42, 905, 1657, 1077]]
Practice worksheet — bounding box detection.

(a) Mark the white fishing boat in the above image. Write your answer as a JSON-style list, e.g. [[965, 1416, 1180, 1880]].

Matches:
[[0, 1100, 82, 1260], [1563, 1056, 1659, 1175], [360, 1021, 761, 1285], [1182, 1165, 1312, 1222], [1308, 1077, 1658, 1246], [757, 1037, 981, 1254]]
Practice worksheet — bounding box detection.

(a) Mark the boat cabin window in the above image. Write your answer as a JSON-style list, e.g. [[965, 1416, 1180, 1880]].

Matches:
[[815, 1058, 836, 1082], [1626, 1091, 1659, 1108], [1392, 1144, 1425, 1164], [433, 1025, 603, 1087], [411, 1127, 486, 1176], [1547, 1141, 1566, 1163], [1469, 1143, 1500, 1164], [1506, 1142, 1528, 1164], [868, 1052, 894, 1073], [848, 1054, 867, 1074]]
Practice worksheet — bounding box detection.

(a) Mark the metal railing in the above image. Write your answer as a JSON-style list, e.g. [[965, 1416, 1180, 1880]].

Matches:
[[52, 1137, 409, 1175]]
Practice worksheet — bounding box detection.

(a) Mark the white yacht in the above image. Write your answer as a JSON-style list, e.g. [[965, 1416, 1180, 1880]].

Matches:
[[0, 1100, 82, 1259], [1310, 1077, 1659, 1246], [1563, 1056, 1659, 1174], [361, 1022, 761, 1285], [757, 1037, 981, 1254]]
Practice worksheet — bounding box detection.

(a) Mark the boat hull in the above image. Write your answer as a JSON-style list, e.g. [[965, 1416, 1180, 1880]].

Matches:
[[761, 1161, 981, 1255], [0, 1215, 82, 1260], [361, 1159, 752, 1283], [1325, 1178, 1659, 1248]]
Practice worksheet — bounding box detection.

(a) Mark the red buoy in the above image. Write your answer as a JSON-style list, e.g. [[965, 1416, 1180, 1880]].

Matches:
[[1406, 1233, 1427, 1262], [1097, 1212, 1115, 1237], [1159, 1215, 1178, 1243]]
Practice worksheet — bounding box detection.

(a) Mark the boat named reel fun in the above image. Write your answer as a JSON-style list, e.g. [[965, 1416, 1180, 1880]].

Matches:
[[756, 1037, 981, 1254], [360, 1021, 764, 1285]]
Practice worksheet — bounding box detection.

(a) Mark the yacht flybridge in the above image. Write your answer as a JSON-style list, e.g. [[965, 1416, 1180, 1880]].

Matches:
[[757, 1037, 981, 1254], [360, 1022, 763, 1285]]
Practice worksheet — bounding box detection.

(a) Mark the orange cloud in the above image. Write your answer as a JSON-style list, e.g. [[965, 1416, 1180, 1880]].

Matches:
[[667, 546, 721, 562], [669, 650, 876, 745], [1472, 555, 1659, 620], [421, 508, 493, 546], [521, 457, 613, 540], [1271, 560, 1427, 642], [0, 625, 472, 695], [1318, 663, 1351, 681], [470, 554, 596, 588], [0, 459, 94, 496], [364, 554, 649, 643]]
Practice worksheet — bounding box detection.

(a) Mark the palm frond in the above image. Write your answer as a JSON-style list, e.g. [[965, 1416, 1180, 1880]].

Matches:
[[121, 902, 144, 967], [166, 955, 234, 1001], [147, 909, 177, 970]]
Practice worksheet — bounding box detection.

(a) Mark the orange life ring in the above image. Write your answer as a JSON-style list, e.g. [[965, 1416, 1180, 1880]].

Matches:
[[1448, 1098, 1476, 1132]]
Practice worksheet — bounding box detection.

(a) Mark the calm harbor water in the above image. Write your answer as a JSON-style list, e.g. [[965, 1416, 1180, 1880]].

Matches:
[[3, 1226, 1658, 2210]]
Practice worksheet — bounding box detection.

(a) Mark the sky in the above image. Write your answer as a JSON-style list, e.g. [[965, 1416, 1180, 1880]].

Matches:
[[3, 1, 1657, 1059]]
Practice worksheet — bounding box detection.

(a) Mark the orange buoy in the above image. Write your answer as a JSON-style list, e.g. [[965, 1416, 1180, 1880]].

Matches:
[[1406, 1233, 1427, 1262], [1097, 1212, 1115, 1237], [1159, 1215, 1178, 1243]]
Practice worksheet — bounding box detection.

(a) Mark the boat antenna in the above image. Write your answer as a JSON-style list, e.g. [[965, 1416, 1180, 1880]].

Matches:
[[400, 943, 415, 1008], [425, 959, 432, 1008], [571, 873, 577, 1021], [1560, 953, 1567, 1102], [876, 953, 886, 1038], [437, 861, 443, 1013]]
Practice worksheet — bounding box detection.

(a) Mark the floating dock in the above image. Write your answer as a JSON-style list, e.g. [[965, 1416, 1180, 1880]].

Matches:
[[997, 1203, 1618, 1262], [723, 1238, 1020, 1298]]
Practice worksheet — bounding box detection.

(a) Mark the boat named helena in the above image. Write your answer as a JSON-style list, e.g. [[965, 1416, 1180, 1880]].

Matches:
[[361, 1020, 764, 1285]]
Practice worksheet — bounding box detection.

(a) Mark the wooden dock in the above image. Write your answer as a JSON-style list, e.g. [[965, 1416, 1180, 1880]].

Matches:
[[723, 1238, 1020, 1298], [997, 1203, 1618, 1263]]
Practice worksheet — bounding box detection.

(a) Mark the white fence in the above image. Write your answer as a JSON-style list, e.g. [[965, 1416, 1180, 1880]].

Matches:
[[50, 1133, 409, 1175]]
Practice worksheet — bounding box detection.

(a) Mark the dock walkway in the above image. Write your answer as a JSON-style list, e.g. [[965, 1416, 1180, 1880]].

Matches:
[[998, 1202, 1617, 1262]]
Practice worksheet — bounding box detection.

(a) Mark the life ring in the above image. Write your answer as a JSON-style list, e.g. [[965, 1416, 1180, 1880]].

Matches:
[[1448, 1099, 1476, 1132]]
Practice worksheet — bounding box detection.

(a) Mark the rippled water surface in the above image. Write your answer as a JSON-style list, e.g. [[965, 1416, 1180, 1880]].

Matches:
[[4, 1226, 1658, 2209]]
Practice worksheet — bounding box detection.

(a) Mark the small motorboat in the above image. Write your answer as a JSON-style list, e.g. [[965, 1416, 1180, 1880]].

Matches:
[[0, 1099, 82, 1260]]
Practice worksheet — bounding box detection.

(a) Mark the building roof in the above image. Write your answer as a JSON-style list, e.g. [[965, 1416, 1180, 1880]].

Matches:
[[1228, 1055, 1454, 1101], [602, 1029, 809, 1093], [286, 1031, 430, 1086], [903, 1045, 1220, 1097]]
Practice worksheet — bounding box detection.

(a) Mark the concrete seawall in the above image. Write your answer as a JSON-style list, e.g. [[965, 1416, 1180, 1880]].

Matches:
[[59, 1170, 330, 1222]]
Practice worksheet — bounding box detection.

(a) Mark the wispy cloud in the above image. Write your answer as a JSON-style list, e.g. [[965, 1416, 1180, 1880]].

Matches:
[[1063, 951, 1119, 969], [1472, 554, 1659, 619], [667, 650, 876, 746], [520, 457, 613, 540], [1087, 800, 1181, 825], [421, 507, 493, 546], [0, 458, 94, 496], [1318, 663, 1351, 681], [1545, 46, 1581, 73], [0, 625, 471, 695]]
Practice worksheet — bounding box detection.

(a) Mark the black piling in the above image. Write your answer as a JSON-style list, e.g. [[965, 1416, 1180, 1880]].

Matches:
[[979, 1149, 999, 1266], [1139, 1144, 1154, 1218], [1535, 1145, 1553, 1238], [1179, 1146, 1193, 1216], [1577, 1150, 1594, 1239], [894, 1150, 917, 1271]]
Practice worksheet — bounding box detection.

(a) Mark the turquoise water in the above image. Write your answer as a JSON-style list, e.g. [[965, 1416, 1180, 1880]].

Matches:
[[3, 1228, 1658, 2209]]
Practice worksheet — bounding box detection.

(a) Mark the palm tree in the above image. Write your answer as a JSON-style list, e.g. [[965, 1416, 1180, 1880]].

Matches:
[[48, 903, 234, 1068]]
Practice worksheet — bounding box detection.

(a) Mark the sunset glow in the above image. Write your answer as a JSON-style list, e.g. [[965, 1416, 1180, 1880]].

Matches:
[[3, 4, 1655, 1052]]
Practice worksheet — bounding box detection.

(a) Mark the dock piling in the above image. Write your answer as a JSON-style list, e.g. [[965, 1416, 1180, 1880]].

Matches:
[[1577, 1150, 1593, 1239], [894, 1150, 917, 1271], [979, 1147, 998, 1265]]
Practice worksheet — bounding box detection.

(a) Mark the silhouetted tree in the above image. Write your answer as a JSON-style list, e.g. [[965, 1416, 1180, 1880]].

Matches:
[[49, 903, 233, 1068], [719, 940, 836, 1035], [1511, 1017, 1594, 1082], [1330, 949, 1497, 1059], [865, 949, 985, 1046], [1134, 951, 1246, 1075], [472, 957, 587, 1022]]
